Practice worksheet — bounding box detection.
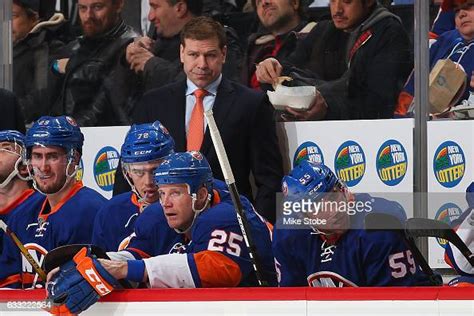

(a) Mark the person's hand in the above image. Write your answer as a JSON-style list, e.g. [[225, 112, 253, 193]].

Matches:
[[126, 37, 154, 61], [255, 58, 283, 85], [45, 247, 119, 315], [281, 91, 328, 121], [128, 48, 154, 73], [126, 37, 155, 73], [470, 71, 474, 88], [97, 258, 128, 280]]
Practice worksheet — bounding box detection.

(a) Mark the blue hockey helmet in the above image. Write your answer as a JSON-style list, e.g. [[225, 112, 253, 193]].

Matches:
[[25, 116, 84, 157], [121, 121, 175, 164], [154, 151, 213, 195], [282, 160, 339, 201], [0, 130, 25, 147]]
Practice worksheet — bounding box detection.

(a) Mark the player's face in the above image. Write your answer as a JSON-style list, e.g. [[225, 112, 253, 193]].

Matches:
[[330, 0, 373, 31], [256, 0, 299, 32], [12, 3, 38, 44], [180, 37, 227, 89], [29, 146, 71, 194], [126, 159, 163, 204], [455, 3, 474, 41], [158, 184, 195, 231], [148, 0, 181, 38], [311, 189, 350, 235], [78, 0, 123, 38], [0, 141, 22, 184]]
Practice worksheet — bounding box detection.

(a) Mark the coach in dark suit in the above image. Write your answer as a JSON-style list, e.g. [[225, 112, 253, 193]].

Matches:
[[131, 16, 283, 222]]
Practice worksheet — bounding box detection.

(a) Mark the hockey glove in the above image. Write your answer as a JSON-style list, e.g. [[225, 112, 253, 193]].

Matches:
[[46, 246, 119, 314]]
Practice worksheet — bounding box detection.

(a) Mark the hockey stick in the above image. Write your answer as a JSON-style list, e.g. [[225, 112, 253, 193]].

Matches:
[[204, 109, 267, 286], [405, 218, 474, 267], [0, 219, 47, 281], [364, 213, 442, 285]]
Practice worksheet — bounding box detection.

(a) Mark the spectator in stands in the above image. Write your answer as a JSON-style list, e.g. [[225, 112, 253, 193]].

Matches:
[[131, 16, 283, 222], [50, 0, 139, 126], [242, 0, 316, 89], [0, 89, 26, 133], [256, 0, 412, 120], [12, 0, 66, 126], [395, 0, 474, 116], [125, 0, 243, 92]]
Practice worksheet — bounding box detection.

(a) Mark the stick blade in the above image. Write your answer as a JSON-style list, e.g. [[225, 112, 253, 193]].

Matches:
[[405, 218, 452, 239], [44, 244, 108, 273]]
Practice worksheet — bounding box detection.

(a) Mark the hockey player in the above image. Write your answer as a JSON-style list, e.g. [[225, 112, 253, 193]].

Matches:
[[46, 152, 276, 314], [92, 121, 175, 251], [0, 130, 44, 254], [444, 182, 474, 285], [0, 116, 106, 289], [273, 160, 431, 287]]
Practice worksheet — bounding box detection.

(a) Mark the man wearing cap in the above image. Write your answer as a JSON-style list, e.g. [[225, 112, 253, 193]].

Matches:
[[12, 0, 66, 126]]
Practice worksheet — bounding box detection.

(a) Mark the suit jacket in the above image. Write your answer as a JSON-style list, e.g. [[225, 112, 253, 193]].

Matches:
[[131, 78, 283, 222]]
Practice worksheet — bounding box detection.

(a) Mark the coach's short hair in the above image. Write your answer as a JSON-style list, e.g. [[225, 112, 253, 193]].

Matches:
[[180, 16, 227, 49]]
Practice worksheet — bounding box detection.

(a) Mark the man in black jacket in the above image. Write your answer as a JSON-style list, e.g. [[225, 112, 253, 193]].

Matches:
[[125, 0, 243, 93], [12, 0, 66, 126], [242, 0, 314, 89], [256, 0, 412, 120], [51, 0, 139, 126]]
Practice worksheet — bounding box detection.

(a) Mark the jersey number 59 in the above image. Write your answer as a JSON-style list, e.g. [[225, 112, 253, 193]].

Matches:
[[389, 250, 416, 278], [208, 230, 244, 256]]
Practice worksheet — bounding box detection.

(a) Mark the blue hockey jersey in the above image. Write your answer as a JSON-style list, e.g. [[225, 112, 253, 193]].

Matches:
[[123, 179, 246, 259], [0, 189, 44, 254], [131, 184, 277, 287], [92, 191, 142, 252], [273, 194, 430, 287], [0, 182, 106, 288]]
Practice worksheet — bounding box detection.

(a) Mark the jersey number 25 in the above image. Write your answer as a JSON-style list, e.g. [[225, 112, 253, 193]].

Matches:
[[208, 230, 244, 257]]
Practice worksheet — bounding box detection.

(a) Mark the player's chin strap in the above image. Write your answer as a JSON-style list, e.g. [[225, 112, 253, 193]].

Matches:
[[122, 165, 150, 212], [29, 149, 79, 196], [174, 193, 211, 235]]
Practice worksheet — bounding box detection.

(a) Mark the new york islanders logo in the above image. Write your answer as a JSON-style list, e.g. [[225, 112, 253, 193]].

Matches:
[[433, 141, 465, 188], [334, 141, 365, 187], [376, 140, 408, 186], [22, 243, 48, 289], [93, 146, 120, 191], [434, 203, 462, 248], [76, 158, 84, 181], [293, 141, 324, 167]]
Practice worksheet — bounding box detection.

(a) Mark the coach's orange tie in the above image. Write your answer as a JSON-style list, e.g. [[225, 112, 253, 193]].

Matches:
[[187, 88, 208, 151]]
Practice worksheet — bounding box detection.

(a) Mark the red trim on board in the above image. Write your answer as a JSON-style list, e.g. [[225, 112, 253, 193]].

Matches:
[[0, 287, 472, 302]]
